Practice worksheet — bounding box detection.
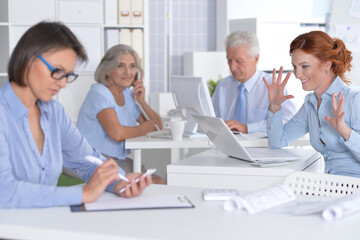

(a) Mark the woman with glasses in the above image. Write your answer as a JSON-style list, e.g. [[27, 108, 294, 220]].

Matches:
[[0, 21, 151, 208], [77, 44, 164, 184]]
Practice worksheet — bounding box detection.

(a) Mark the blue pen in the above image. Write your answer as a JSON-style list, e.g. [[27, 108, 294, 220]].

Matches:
[[119, 168, 156, 193], [85, 155, 129, 182]]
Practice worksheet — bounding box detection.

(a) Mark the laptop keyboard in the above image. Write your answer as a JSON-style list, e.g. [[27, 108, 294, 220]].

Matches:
[[146, 129, 172, 139], [246, 148, 301, 162]]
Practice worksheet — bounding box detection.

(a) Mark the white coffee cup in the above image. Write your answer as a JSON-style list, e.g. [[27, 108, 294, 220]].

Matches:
[[170, 120, 186, 141], [163, 117, 182, 129], [163, 121, 171, 129]]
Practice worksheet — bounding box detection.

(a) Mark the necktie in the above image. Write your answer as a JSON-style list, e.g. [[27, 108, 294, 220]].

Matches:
[[233, 84, 247, 124]]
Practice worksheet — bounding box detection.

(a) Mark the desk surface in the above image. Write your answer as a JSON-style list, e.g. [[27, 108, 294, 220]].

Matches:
[[125, 135, 215, 149], [167, 148, 320, 176], [125, 135, 311, 149], [167, 148, 323, 191], [0, 184, 358, 240]]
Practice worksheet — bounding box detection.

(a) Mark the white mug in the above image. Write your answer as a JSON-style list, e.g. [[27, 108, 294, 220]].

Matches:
[[170, 120, 186, 141], [163, 117, 182, 129], [163, 121, 171, 129]]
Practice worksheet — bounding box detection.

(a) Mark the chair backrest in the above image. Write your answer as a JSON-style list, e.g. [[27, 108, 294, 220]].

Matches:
[[283, 171, 360, 197]]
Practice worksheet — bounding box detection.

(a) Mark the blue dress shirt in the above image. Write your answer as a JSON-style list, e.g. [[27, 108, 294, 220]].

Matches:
[[267, 77, 360, 177], [77, 83, 141, 160], [0, 81, 123, 208], [212, 69, 297, 132]]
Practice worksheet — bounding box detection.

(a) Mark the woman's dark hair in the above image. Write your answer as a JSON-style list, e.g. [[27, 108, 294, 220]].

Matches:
[[7, 21, 88, 86], [290, 31, 352, 84]]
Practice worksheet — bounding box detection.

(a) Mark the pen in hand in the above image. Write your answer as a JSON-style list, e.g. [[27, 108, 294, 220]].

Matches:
[[85, 155, 129, 182], [118, 168, 156, 193]]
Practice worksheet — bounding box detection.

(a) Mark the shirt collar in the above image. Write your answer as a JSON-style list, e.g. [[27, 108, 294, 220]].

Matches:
[[0, 80, 49, 120], [231, 69, 260, 92], [308, 76, 345, 106], [324, 76, 345, 97], [1, 80, 28, 120]]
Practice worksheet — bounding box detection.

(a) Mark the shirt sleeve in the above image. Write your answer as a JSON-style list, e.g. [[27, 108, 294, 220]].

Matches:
[[211, 84, 221, 118], [281, 97, 297, 123], [340, 92, 360, 161], [87, 85, 117, 117], [267, 103, 309, 149], [247, 98, 297, 133], [247, 120, 266, 133], [58, 103, 125, 193], [0, 128, 83, 208], [124, 88, 141, 121]]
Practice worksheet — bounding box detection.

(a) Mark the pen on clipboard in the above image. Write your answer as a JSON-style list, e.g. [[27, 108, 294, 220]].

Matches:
[[85, 155, 129, 182], [119, 168, 156, 193]]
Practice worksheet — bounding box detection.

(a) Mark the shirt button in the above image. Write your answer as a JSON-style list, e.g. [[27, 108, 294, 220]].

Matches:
[[42, 167, 45, 171]]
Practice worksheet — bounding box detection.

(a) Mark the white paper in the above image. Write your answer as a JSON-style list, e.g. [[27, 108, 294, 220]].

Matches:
[[269, 199, 334, 215], [322, 194, 360, 221], [223, 185, 296, 214], [85, 194, 193, 211], [223, 183, 360, 221], [264, 193, 360, 221]]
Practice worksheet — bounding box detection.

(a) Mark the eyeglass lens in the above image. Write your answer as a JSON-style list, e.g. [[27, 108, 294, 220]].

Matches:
[[51, 69, 78, 83]]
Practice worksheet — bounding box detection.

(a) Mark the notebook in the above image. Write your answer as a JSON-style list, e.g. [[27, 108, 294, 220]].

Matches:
[[192, 114, 301, 163]]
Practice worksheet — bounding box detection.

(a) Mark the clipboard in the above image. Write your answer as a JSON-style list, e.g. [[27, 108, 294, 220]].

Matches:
[[71, 194, 194, 212]]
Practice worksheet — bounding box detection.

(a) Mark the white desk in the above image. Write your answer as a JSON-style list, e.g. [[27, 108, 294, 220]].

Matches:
[[125, 135, 311, 172], [0, 184, 358, 240], [167, 148, 323, 191], [125, 135, 214, 172]]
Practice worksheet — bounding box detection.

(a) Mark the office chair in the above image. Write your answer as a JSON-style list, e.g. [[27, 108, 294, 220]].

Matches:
[[283, 171, 360, 197]]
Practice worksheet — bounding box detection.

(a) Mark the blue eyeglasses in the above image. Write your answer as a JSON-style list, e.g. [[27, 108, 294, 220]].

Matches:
[[37, 55, 78, 83]]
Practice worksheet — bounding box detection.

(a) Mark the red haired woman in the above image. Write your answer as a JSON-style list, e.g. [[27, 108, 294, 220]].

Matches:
[[264, 31, 360, 177]]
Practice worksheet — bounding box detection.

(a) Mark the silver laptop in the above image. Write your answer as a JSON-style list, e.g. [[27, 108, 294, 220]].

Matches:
[[192, 115, 301, 163]]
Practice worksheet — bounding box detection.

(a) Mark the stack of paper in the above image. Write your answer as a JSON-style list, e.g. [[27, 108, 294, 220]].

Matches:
[[224, 184, 360, 221]]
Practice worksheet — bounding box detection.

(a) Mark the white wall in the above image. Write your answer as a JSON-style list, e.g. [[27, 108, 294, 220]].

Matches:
[[183, 51, 229, 82], [216, 0, 332, 51], [227, 0, 331, 21], [328, 0, 360, 86]]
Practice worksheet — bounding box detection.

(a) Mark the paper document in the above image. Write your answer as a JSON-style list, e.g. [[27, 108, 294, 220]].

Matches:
[[322, 194, 360, 221], [224, 184, 360, 221], [72, 194, 194, 212], [223, 185, 295, 214]]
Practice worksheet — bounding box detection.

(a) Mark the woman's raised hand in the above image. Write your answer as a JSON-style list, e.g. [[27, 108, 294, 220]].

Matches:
[[325, 92, 351, 141], [133, 72, 145, 103], [263, 66, 294, 113]]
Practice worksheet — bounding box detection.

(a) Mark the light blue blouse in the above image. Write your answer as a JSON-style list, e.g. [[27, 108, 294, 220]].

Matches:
[[267, 77, 360, 177], [212, 69, 297, 133], [0, 81, 122, 208], [77, 83, 141, 160]]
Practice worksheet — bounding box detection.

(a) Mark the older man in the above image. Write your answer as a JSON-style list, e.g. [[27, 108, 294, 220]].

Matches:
[[212, 31, 296, 133]]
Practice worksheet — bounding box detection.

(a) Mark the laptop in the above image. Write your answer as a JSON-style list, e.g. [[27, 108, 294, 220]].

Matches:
[[192, 114, 301, 163]]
